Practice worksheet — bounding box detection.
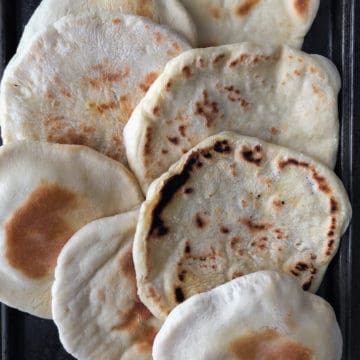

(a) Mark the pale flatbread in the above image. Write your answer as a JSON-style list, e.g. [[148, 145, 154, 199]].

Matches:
[[0, 141, 143, 318], [153, 271, 343, 360], [124, 43, 341, 192], [179, 0, 319, 47], [133, 132, 351, 319], [17, 0, 197, 50], [52, 210, 162, 360], [0, 13, 191, 164]]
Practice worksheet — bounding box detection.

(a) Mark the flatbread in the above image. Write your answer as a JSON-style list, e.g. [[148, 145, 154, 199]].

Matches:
[[0, 141, 143, 318], [178, 0, 319, 47], [17, 0, 197, 50], [52, 210, 162, 360], [0, 13, 191, 164], [153, 271, 343, 360], [133, 132, 351, 320], [124, 43, 341, 192]]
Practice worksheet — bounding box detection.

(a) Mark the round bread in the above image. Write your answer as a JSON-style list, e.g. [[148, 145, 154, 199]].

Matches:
[[0, 141, 143, 318], [178, 0, 319, 47], [0, 13, 191, 164], [17, 0, 197, 50], [52, 210, 162, 360], [153, 271, 342, 360], [133, 132, 351, 319], [124, 43, 341, 192]]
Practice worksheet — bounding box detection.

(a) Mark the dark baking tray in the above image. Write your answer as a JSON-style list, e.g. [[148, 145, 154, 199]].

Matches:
[[0, 0, 359, 359]]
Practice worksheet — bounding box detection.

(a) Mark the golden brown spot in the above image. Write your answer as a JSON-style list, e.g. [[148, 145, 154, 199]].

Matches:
[[136, 0, 153, 18], [144, 127, 152, 156], [120, 248, 136, 281], [135, 326, 159, 353], [229, 163, 237, 177], [154, 31, 165, 44], [97, 289, 106, 303], [294, 0, 311, 16], [153, 106, 160, 116], [5, 182, 78, 279], [242, 219, 271, 233], [85, 65, 130, 89], [232, 271, 244, 279], [112, 18, 122, 25], [111, 299, 153, 332], [161, 149, 169, 154], [294, 69, 302, 76], [210, 6, 221, 19], [273, 199, 285, 210], [119, 95, 135, 120], [271, 127, 280, 136], [235, 0, 260, 16], [139, 71, 159, 92], [229, 329, 313, 360], [178, 125, 187, 137], [195, 90, 219, 127], [214, 54, 226, 64], [182, 66, 192, 78]]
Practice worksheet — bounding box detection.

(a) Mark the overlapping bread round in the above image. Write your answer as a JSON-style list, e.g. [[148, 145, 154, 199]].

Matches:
[[0, 141, 143, 318], [52, 210, 162, 360], [17, 0, 197, 51], [153, 271, 343, 360], [124, 43, 341, 191], [178, 0, 320, 47], [0, 13, 191, 164], [133, 132, 351, 319]]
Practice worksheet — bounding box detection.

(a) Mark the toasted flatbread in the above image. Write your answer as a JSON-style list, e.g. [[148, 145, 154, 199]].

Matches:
[[153, 271, 342, 360], [124, 43, 340, 192], [133, 132, 351, 319], [178, 0, 319, 47], [0, 141, 143, 318], [0, 13, 191, 164], [17, 0, 197, 50], [52, 210, 162, 360]]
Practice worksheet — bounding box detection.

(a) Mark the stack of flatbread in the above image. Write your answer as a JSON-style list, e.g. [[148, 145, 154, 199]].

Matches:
[[0, 0, 352, 359]]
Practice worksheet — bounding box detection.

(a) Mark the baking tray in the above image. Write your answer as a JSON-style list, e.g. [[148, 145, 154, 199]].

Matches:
[[0, 0, 359, 359]]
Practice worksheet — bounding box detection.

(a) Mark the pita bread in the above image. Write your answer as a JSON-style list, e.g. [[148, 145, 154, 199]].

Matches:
[[153, 271, 343, 360], [178, 0, 319, 47], [124, 43, 341, 192], [0, 141, 143, 318], [52, 210, 162, 360], [133, 132, 351, 320], [0, 13, 191, 164], [17, 0, 197, 51]]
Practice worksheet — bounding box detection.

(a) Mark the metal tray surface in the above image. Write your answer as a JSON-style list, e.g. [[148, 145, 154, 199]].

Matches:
[[0, 0, 359, 359]]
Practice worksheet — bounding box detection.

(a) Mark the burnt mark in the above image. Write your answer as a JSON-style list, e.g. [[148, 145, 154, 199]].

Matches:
[[148, 154, 199, 237], [240, 145, 264, 166], [195, 213, 207, 229], [295, 262, 309, 272], [220, 226, 230, 234], [278, 158, 332, 194], [185, 243, 191, 253], [330, 198, 338, 213], [214, 140, 232, 154], [326, 239, 335, 256], [195, 90, 219, 127], [175, 287, 185, 303], [167, 136, 180, 145], [178, 270, 187, 282], [184, 187, 194, 194], [302, 277, 313, 291], [202, 152, 212, 159]]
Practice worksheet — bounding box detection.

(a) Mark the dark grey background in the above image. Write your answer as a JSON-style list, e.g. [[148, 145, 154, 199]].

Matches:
[[0, 0, 359, 359]]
